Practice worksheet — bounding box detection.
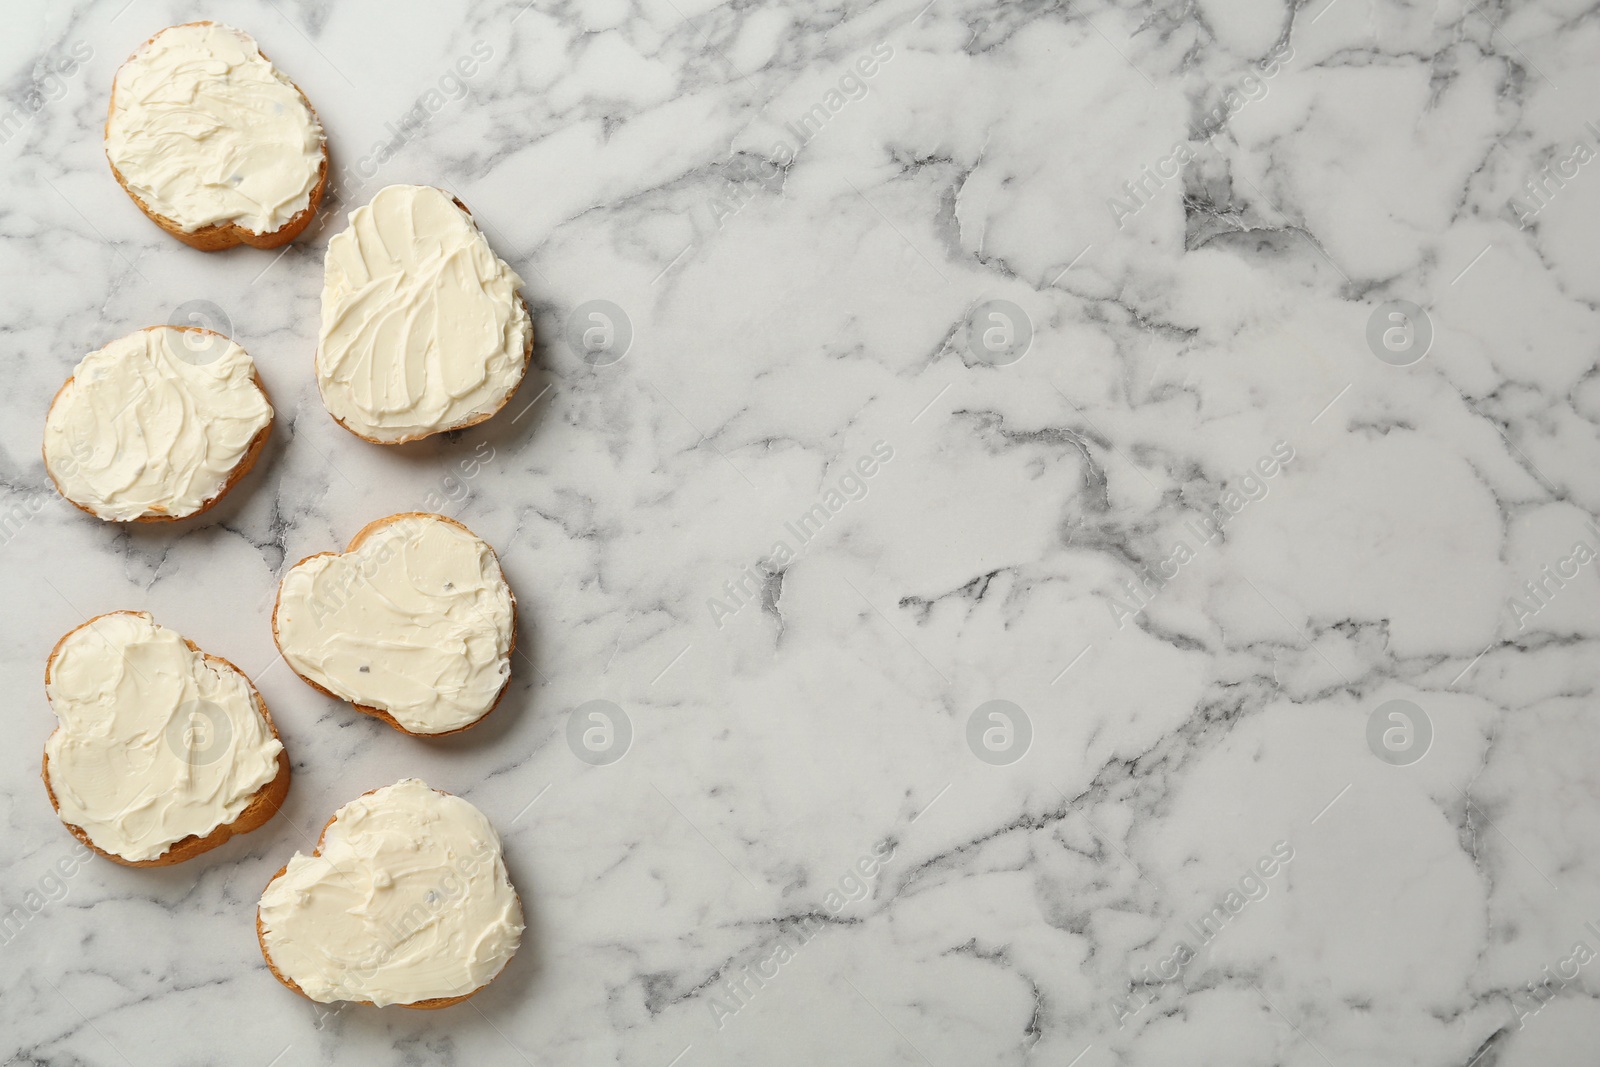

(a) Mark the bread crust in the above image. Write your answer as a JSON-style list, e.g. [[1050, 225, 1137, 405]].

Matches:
[[105, 21, 328, 251], [319, 193, 535, 445], [256, 782, 519, 1009], [41, 610, 291, 868], [271, 513, 518, 737], [42, 326, 274, 523]]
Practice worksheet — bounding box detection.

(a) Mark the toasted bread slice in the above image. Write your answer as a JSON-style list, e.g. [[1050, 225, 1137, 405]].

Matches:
[[42, 611, 290, 867], [105, 22, 328, 250], [272, 513, 517, 737], [257, 779, 523, 1008], [43, 326, 273, 523], [317, 186, 534, 444]]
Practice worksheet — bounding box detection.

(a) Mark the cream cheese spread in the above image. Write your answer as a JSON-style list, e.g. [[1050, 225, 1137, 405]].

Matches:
[[105, 22, 325, 235], [258, 779, 523, 1006], [317, 184, 531, 443], [44, 326, 273, 521], [275, 514, 515, 734], [44, 612, 284, 863]]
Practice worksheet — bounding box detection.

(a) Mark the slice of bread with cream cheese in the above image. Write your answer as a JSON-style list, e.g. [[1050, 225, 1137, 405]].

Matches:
[[273, 513, 517, 736], [44, 325, 273, 522], [317, 184, 533, 443], [257, 779, 523, 1008], [43, 611, 290, 867], [105, 22, 328, 250]]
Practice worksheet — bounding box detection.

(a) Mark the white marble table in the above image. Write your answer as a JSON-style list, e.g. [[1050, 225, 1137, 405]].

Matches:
[[4, 0, 1599, 1064]]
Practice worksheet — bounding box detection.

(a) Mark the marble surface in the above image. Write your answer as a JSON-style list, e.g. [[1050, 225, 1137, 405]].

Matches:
[[3, 0, 1600, 1063]]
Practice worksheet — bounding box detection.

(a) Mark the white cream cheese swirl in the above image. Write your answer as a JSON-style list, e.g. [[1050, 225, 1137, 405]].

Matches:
[[105, 22, 325, 235], [44, 326, 273, 521], [317, 185, 532, 443], [45, 612, 284, 863], [258, 779, 524, 1006], [275, 515, 515, 734]]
